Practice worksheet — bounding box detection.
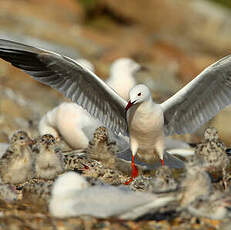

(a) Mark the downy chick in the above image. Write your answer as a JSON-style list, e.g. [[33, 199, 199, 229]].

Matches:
[[87, 126, 118, 169], [0, 130, 34, 184], [35, 134, 64, 180], [195, 127, 230, 187]]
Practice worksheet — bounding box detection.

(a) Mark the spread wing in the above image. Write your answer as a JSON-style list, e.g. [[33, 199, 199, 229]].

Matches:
[[0, 39, 128, 135], [161, 55, 231, 136]]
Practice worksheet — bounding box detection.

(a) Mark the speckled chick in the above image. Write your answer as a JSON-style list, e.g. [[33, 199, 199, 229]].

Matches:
[[0, 130, 35, 184], [179, 165, 212, 207], [130, 166, 178, 193], [187, 191, 231, 220], [152, 166, 178, 192], [195, 127, 230, 185], [0, 184, 19, 202], [22, 180, 53, 203], [63, 151, 100, 172], [87, 126, 118, 169], [63, 151, 128, 184], [35, 134, 64, 180]]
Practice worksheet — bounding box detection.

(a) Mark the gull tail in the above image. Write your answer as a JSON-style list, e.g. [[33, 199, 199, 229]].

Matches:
[[118, 195, 175, 220]]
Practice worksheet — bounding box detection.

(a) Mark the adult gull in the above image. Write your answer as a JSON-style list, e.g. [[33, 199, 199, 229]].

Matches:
[[0, 39, 231, 183], [49, 171, 174, 219]]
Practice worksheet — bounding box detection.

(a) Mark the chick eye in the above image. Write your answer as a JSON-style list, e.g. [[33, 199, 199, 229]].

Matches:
[[20, 136, 24, 140], [138, 93, 141, 96]]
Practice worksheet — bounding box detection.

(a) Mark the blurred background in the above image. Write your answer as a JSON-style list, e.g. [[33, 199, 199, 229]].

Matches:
[[1, 0, 231, 144]]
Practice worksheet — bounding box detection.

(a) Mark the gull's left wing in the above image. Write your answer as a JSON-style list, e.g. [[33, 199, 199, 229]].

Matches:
[[161, 55, 231, 136]]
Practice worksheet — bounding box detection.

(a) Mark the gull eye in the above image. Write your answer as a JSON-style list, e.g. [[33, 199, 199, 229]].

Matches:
[[20, 136, 24, 140], [138, 93, 141, 96]]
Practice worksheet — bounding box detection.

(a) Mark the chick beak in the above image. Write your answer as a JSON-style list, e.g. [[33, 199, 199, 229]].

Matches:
[[125, 100, 134, 111], [27, 139, 34, 147], [31, 139, 36, 145]]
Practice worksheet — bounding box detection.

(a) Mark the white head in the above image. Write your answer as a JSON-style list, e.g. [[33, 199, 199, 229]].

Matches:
[[126, 84, 152, 110], [51, 172, 89, 197], [110, 58, 141, 76], [76, 58, 95, 73]]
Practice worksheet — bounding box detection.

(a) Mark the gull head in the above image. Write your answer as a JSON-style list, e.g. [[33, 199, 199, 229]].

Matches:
[[126, 84, 151, 110], [51, 172, 89, 198], [110, 58, 142, 76]]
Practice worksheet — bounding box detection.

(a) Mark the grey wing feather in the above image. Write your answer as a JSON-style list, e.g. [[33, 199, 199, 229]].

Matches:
[[161, 55, 231, 136], [0, 39, 128, 135], [71, 186, 153, 218]]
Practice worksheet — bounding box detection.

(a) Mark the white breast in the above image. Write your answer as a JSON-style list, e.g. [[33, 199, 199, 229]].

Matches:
[[127, 102, 164, 151]]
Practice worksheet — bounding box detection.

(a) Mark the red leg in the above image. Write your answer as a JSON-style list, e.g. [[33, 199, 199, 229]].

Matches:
[[161, 159, 164, 166], [131, 155, 138, 177], [124, 155, 138, 185]]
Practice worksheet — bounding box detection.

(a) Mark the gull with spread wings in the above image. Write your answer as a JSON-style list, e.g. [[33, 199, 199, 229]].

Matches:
[[0, 39, 231, 183]]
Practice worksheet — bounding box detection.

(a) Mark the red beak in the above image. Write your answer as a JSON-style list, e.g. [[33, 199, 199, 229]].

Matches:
[[125, 100, 133, 111]]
